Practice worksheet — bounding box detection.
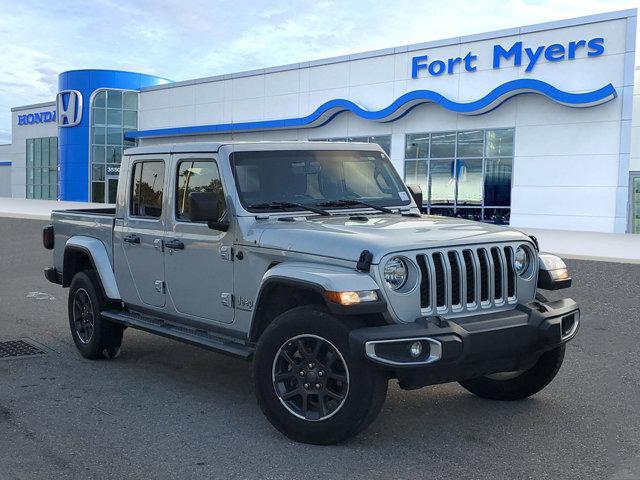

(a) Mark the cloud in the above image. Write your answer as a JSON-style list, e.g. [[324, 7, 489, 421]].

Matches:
[[0, 0, 637, 143]]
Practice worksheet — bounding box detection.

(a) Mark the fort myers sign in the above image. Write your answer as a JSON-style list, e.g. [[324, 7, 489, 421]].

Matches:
[[411, 37, 605, 78]]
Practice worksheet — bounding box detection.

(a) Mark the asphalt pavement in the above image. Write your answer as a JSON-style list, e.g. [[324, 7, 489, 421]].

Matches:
[[0, 217, 638, 480]]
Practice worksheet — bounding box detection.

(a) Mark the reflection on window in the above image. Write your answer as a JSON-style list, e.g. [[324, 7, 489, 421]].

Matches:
[[26, 137, 58, 200], [130, 161, 164, 218], [343, 159, 394, 199], [231, 150, 409, 210], [456, 159, 483, 206], [404, 159, 428, 199], [429, 160, 455, 204], [485, 158, 512, 207], [430, 132, 456, 158], [176, 161, 226, 221], [91, 90, 138, 203], [457, 130, 483, 158], [310, 135, 392, 155], [403, 128, 514, 224], [405, 133, 429, 159]]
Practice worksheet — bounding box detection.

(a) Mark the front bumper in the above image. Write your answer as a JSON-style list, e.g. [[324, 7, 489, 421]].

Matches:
[[349, 298, 579, 390]]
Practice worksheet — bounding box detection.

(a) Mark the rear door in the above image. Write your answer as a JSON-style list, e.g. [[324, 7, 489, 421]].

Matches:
[[113, 155, 167, 309], [163, 154, 235, 324]]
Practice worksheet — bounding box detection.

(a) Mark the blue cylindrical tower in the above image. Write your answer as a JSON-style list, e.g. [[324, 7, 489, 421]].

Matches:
[[57, 69, 171, 201]]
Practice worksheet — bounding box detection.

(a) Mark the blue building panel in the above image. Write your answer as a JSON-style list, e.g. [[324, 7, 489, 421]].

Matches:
[[57, 69, 171, 201]]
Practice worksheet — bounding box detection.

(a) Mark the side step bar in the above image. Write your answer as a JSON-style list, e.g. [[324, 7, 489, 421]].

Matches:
[[102, 310, 253, 360]]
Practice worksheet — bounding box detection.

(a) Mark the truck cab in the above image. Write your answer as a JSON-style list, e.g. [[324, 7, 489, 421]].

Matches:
[[44, 141, 579, 444]]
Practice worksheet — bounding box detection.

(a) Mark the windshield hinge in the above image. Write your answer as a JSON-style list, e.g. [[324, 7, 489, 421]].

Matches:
[[356, 250, 373, 272]]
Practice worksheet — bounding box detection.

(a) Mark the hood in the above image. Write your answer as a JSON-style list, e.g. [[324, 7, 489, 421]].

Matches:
[[248, 213, 531, 263]]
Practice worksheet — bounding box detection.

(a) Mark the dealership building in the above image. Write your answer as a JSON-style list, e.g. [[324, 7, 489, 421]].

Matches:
[[0, 9, 639, 233]]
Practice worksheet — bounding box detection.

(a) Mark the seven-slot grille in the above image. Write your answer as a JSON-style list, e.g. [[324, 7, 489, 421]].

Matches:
[[417, 245, 518, 315]]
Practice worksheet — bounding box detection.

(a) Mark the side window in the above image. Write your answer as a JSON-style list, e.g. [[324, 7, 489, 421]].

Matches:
[[130, 161, 164, 218], [176, 160, 226, 221]]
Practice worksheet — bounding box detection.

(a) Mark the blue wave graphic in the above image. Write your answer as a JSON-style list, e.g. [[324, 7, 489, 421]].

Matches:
[[128, 79, 617, 138]]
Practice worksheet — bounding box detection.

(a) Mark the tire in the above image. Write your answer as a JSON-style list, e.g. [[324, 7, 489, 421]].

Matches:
[[253, 305, 388, 445], [459, 344, 566, 401], [68, 270, 124, 360]]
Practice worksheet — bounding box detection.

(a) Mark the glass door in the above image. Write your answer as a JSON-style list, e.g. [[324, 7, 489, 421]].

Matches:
[[632, 175, 640, 234], [107, 178, 118, 204]]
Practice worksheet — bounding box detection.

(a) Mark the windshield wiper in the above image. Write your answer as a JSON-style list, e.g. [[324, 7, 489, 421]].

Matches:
[[248, 201, 331, 216], [316, 199, 397, 214]]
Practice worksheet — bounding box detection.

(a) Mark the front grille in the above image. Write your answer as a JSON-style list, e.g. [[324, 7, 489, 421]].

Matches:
[[416, 245, 518, 315]]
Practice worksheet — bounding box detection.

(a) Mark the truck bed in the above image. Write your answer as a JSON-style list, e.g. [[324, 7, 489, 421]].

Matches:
[[50, 208, 116, 273]]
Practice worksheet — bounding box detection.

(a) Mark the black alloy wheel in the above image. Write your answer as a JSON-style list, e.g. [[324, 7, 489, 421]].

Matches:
[[272, 334, 349, 421], [72, 288, 95, 344]]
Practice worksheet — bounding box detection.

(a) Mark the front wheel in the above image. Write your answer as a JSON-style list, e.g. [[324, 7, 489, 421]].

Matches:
[[253, 306, 388, 445], [459, 344, 566, 401], [68, 270, 124, 360]]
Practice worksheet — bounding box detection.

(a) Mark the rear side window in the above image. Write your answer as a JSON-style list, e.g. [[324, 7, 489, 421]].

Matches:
[[176, 160, 226, 221], [130, 161, 164, 218]]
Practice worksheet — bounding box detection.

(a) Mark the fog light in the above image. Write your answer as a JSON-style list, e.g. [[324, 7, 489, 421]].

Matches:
[[409, 341, 422, 358]]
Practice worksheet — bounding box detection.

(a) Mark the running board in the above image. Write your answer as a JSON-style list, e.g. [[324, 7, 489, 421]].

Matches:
[[101, 310, 253, 360]]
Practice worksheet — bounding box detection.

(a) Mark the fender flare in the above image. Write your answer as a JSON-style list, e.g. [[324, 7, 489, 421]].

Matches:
[[64, 236, 121, 300], [251, 262, 385, 323]]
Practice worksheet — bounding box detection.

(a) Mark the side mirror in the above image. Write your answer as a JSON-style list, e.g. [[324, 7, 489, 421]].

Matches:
[[407, 184, 423, 208], [187, 192, 229, 231]]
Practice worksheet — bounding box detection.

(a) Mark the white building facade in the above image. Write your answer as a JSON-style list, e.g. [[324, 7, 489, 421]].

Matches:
[[1, 9, 639, 233]]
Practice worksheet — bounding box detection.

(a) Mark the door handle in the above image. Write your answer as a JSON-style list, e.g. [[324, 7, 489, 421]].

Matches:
[[124, 234, 140, 244], [165, 239, 185, 250]]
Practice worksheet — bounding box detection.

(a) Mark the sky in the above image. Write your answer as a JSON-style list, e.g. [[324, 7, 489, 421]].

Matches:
[[0, 0, 638, 143]]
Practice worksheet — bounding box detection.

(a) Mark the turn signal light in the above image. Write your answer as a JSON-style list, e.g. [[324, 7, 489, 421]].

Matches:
[[549, 268, 570, 281], [324, 290, 379, 305]]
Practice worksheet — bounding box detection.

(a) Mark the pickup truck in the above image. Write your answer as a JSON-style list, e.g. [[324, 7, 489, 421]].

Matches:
[[43, 141, 579, 444]]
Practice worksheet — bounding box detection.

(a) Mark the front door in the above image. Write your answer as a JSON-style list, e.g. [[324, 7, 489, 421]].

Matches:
[[113, 157, 167, 309], [632, 174, 640, 234], [163, 155, 235, 324]]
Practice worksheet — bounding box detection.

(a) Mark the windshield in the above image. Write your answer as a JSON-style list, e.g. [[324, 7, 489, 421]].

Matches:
[[231, 150, 411, 213]]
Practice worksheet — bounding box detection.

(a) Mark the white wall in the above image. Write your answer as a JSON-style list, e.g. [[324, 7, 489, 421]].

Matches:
[[0, 143, 11, 197], [7, 104, 57, 199], [137, 10, 637, 232]]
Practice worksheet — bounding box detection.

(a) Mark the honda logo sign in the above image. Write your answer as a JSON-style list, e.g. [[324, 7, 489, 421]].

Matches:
[[56, 90, 83, 127]]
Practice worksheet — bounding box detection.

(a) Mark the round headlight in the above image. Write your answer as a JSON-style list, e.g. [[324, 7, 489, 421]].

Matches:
[[384, 257, 408, 290], [514, 246, 530, 276]]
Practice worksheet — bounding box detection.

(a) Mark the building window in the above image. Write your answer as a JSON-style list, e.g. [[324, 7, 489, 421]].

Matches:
[[632, 174, 640, 234], [310, 135, 391, 156], [404, 128, 514, 225], [26, 137, 58, 200], [91, 89, 138, 203]]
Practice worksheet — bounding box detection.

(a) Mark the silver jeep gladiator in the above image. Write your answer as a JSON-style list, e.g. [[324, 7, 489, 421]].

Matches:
[[43, 141, 579, 444]]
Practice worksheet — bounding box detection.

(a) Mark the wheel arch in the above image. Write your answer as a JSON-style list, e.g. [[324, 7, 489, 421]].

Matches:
[[248, 262, 387, 344], [63, 236, 121, 301]]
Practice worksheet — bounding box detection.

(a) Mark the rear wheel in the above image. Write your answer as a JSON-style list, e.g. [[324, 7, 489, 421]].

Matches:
[[459, 344, 566, 401], [253, 306, 388, 444], [68, 270, 123, 360]]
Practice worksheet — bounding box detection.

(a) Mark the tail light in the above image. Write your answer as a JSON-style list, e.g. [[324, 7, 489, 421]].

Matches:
[[42, 224, 54, 250]]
